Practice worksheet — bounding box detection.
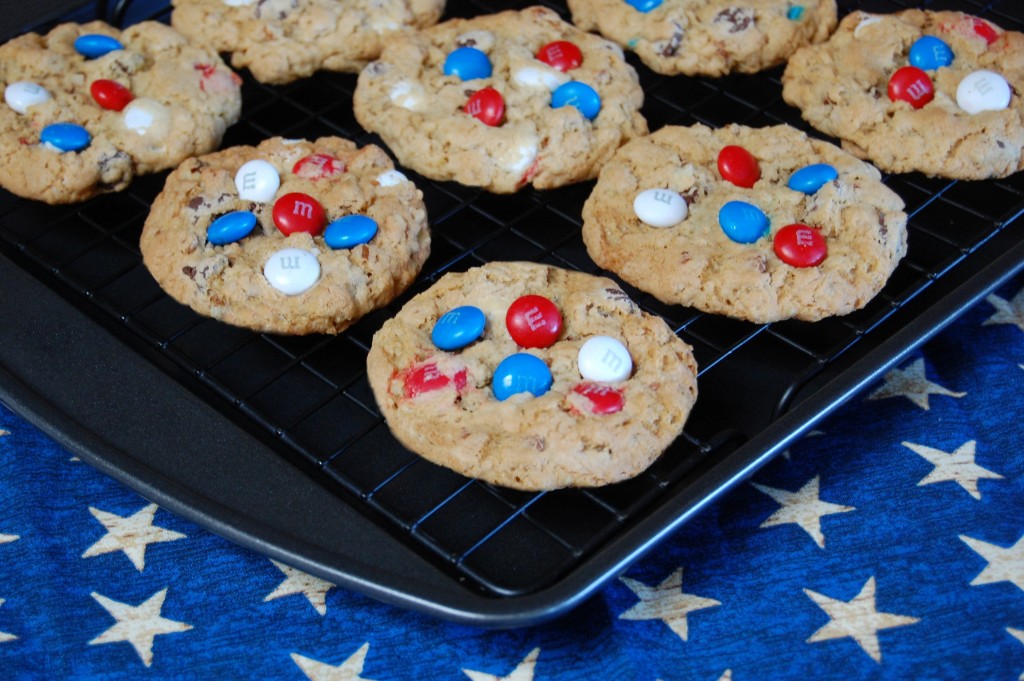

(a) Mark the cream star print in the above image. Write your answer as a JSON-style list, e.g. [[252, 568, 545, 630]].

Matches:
[[82, 503, 186, 571], [752, 476, 854, 549], [902, 440, 1003, 500], [291, 643, 375, 681], [867, 358, 966, 410], [804, 577, 919, 663], [265, 560, 334, 615], [619, 568, 720, 641], [89, 589, 192, 667], [984, 288, 1024, 332], [0, 533, 17, 543], [960, 532, 1024, 592], [0, 598, 16, 643], [463, 647, 540, 681]]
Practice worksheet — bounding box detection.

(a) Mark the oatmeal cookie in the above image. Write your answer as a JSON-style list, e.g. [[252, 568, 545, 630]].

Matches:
[[0, 21, 241, 204], [567, 0, 837, 76], [782, 9, 1024, 179], [366, 261, 698, 490], [581, 123, 908, 322], [171, 0, 445, 84], [140, 136, 430, 335], [353, 6, 648, 193]]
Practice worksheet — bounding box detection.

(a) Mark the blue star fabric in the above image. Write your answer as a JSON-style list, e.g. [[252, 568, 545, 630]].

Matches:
[[2, 268, 1022, 679]]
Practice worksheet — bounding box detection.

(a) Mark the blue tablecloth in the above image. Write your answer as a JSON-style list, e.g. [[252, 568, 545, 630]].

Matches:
[[2, 272, 1023, 680]]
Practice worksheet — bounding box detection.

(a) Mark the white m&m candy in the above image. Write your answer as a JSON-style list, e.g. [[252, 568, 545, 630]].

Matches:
[[513, 66, 567, 91], [234, 160, 280, 202], [854, 15, 882, 38], [122, 98, 170, 137], [633, 188, 687, 228], [376, 170, 408, 186], [956, 70, 1011, 114], [578, 336, 632, 382], [5, 81, 51, 114], [264, 248, 320, 295], [389, 81, 424, 110]]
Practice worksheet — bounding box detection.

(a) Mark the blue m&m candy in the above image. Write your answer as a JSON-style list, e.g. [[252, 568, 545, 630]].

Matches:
[[74, 34, 124, 59], [788, 163, 838, 195], [40, 123, 90, 152], [625, 0, 662, 11], [551, 81, 601, 120], [324, 214, 378, 249], [718, 201, 769, 243], [909, 36, 954, 71], [492, 353, 552, 401], [432, 305, 486, 351], [207, 211, 257, 245], [443, 47, 492, 81]]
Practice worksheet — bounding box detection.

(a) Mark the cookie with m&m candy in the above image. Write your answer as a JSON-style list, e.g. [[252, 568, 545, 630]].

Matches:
[[353, 7, 647, 193], [566, 0, 837, 77], [140, 136, 429, 335], [0, 20, 241, 204], [582, 123, 908, 323], [366, 261, 698, 491], [170, 0, 445, 85], [783, 9, 1024, 179]]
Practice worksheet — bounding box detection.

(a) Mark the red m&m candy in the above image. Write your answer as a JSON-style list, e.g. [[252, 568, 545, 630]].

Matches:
[[465, 87, 505, 126], [506, 295, 562, 348], [888, 66, 934, 108], [194, 63, 217, 79], [572, 383, 625, 415], [90, 79, 133, 111], [972, 18, 999, 45], [272, 192, 326, 236], [717, 145, 760, 188], [293, 154, 344, 179], [537, 41, 583, 72], [403, 362, 467, 398], [773, 224, 827, 267]]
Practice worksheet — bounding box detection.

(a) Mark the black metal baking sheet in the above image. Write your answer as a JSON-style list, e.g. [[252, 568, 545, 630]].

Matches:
[[1, 0, 1023, 627], [0, 1, 92, 43]]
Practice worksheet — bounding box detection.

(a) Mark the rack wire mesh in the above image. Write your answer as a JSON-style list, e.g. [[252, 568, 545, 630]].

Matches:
[[2, 0, 1023, 602]]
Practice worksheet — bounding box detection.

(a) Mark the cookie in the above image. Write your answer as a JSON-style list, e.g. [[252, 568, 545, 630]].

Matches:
[[782, 9, 1024, 179], [581, 123, 908, 323], [366, 261, 698, 491], [170, 0, 445, 85], [0, 21, 242, 204], [352, 6, 648, 193], [140, 136, 430, 335], [567, 0, 837, 77]]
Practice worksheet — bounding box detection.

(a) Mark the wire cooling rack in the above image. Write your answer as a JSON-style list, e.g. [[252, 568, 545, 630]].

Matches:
[[1, 0, 1023, 626]]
